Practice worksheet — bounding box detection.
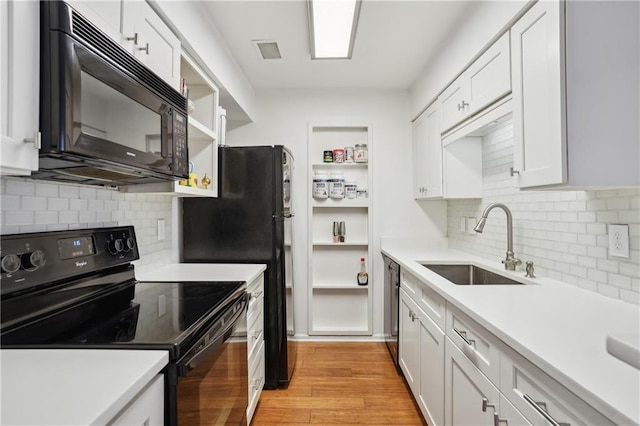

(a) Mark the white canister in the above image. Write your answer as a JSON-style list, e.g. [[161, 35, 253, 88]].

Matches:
[[313, 171, 329, 199], [345, 182, 357, 199], [329, 172, 345, 199], [354, 144, 368, 163]]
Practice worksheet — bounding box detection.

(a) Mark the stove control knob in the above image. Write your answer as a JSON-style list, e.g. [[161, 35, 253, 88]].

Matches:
[[124, 237, 135, 252], [1, 254, 21, 274], [20, 250, 46, 270], [107, 239, 124, 255]]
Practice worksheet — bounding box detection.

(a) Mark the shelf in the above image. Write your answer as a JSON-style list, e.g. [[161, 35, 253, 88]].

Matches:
[[312, 285, 368, 290], [189, 118, 216, 141], [120, 181, 216, 197], [312, 162, 368, 168], [308, 122, 372, 336], [312, 199, 369, 208], [312, 242, 368, 246]]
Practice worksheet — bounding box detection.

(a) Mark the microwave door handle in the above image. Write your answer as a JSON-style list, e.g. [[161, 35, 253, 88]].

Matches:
[[161, 112, 169, 159]]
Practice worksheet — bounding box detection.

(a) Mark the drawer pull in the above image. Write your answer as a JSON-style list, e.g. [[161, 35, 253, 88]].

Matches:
[[482, 397, 497, 412], [250, 290, 263, 299], [523, 393, 570, 426], [453, 326, 476, 347], [252, 330, 262, 340], [493, 413, 507, 426]]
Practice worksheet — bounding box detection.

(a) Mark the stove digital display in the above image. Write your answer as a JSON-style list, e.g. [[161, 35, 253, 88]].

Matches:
[[58, 236, 95, 260]]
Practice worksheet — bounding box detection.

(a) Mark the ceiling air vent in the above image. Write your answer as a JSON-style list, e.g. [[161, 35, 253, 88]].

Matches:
[[252, 40, 282, 60]]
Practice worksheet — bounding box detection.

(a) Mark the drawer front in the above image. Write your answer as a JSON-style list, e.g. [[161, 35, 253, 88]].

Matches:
[[501, 345, 615, 426], [417, 279, 446, 330], [248, 341, 265, 422], [247, 295, 264, 361], [401, 270, 418, 296], [445, 305, 501, 385]]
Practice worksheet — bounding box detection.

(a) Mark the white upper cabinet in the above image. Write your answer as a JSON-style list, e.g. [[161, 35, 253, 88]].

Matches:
[[0, 0, 39, 176], [122, 1, 181, 90], [511, 0, 639, 189], [440, 32, 511, 133], [69, 1, 181, 90], [413, 103, 443, 199]]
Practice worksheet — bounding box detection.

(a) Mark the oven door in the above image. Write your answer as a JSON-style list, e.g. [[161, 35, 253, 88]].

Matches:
[[174, 295, 248, 425]]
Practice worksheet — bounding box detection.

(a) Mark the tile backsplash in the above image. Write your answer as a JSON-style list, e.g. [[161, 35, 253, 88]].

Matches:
[[447, 123, 640, 305], [0, 177, 173, 274]]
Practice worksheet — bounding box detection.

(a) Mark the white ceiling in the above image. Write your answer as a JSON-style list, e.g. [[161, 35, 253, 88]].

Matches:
[[202, 0, 479, 91]]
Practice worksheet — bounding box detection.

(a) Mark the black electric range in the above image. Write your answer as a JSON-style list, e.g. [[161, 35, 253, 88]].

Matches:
[[0, 226, 249, 425]]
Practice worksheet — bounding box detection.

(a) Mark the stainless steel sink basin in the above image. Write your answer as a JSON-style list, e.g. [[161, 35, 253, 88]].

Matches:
[[421, 263, 524, 285]]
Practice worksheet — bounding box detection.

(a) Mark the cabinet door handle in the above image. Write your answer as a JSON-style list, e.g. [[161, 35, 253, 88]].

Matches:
[[523, 393, 570, 426], [23, 132, 41, 149], [250, 290, 263, 299], [457, 101, 469, 111], [453, 326, 476, 347], [126, 33, 138, 44], [510, 167, 520, 176], [138, 43, 150, 54]]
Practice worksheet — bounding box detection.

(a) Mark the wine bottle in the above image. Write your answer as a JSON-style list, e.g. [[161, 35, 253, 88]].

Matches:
[[357, 257, 368, 286]]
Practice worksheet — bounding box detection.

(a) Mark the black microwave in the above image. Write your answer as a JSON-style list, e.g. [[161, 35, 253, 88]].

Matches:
[[35, 1, 188, 186]]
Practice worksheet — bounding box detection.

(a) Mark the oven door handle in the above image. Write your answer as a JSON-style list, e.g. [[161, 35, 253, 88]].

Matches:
[[177, 298, 247, 375]]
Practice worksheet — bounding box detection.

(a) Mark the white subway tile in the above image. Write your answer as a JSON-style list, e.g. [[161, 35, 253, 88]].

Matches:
[[69, 199, 88, 211], [0, 225, 20, 235], [59, 210, 79, 224], [58, 184, 79, 199], [5, 210, 34, 226], [48, 198, 69, 211], [35, 211, 58, 224], [6, 179, 35, 196], [35, 182, 59, 198], [21, 196, 47, 211], [1, 195, 21, 210]]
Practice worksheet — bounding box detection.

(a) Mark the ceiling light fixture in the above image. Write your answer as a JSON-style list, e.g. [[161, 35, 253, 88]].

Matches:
[[308, 0, 361, 60]]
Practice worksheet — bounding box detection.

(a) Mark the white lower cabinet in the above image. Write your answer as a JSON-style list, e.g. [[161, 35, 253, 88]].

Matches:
[[247, 274, 265, 423], [111, 374, 164, 426], [400, 283, 445, 426], [445, 338, 504, 425], [397, 265, 615, 426]]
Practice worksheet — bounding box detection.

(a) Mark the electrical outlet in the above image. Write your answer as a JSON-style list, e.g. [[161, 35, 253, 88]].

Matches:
[[459, 218, 466, 233], [608, 224, 630, 258], [157, 219, 165, 241], [466, 217, 477, 235]]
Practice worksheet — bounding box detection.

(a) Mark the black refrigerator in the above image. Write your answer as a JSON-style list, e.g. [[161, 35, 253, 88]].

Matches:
[[181, 145, 296, 389]]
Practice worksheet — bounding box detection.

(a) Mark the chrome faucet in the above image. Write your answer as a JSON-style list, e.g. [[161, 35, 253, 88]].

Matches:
[[474, 203, 522, 271]]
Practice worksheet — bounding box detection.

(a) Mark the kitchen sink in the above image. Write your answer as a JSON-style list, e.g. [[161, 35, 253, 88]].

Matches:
[[421, 263, 524, 285]]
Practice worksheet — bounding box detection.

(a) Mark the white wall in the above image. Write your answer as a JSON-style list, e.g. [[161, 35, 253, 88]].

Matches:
[[0, 177, 173, 275], [410, 0, 529, 118], [225, 88, 448, 337], [448, 123, 640, 305]]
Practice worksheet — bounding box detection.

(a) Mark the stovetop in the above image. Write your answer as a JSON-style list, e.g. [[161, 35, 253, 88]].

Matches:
[[0, 226, 246, 361]]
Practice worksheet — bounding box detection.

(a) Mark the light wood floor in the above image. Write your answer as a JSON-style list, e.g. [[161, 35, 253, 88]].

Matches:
[[251, 342, 426, 425]]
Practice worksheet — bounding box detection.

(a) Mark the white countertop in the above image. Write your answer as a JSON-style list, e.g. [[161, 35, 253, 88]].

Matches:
[[381, 238, 640, 425], [0, 349, 168, 425], [136, 263, 266, 284]]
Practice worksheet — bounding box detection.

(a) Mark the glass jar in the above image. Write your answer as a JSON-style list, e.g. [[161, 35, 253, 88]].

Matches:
[[354, 144, 368, 163]]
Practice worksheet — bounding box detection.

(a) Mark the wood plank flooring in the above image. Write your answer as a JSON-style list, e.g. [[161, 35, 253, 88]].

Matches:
[[251, 342, 426, 426]]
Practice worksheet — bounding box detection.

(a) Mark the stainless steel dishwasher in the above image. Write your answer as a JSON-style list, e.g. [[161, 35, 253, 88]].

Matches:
[[383, 254, 400, 371]]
